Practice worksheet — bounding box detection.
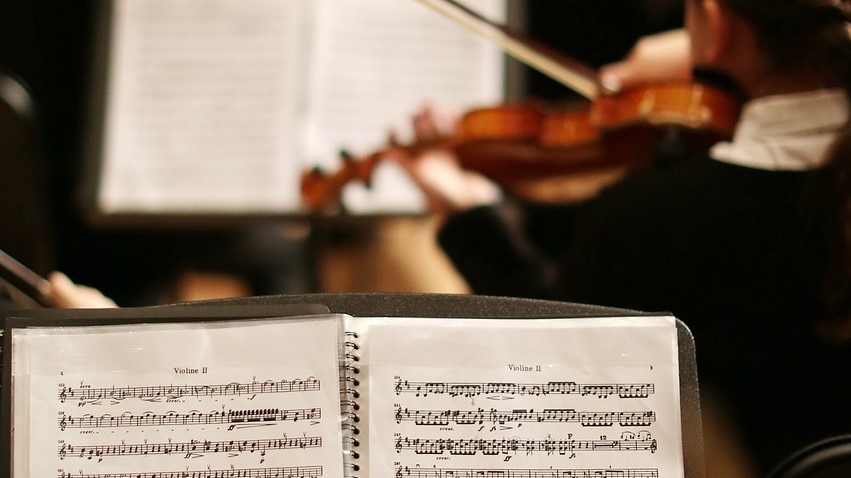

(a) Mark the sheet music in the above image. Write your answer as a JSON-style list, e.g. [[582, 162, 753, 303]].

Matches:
[[99, 0, 310, 213], [305, 0, 506, 213], [10, 317, 344, 478], [95, 0, 506, 215], [349, 316, 683, 477]]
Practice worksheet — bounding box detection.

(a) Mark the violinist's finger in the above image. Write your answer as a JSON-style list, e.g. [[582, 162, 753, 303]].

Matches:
[[413, 103, 459, 142], [413, 106, 442, 142], [386, 128, 400, 147], [599, 29, 692, 94], [598, 63, 629, 96]]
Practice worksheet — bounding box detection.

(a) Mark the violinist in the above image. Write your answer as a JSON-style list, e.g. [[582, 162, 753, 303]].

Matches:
[[407, 0, 851, 474]]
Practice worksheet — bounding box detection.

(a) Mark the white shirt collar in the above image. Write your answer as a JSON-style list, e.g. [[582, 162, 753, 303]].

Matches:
[[710, 88, 849, 171]]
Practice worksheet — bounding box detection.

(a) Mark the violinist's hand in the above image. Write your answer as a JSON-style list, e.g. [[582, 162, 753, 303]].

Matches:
[[412, 103, 457, 143], [397, 104, 501, 219], [48, 271, 118, 308], [402, 150, 502, 218], [598, 29, 692, 94]]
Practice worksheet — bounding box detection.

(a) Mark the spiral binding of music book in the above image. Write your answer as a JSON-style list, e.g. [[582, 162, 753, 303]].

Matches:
[[342, 330, 362, 478]]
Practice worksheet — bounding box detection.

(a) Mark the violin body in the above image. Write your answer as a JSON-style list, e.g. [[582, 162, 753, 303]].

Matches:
[[450, 81, 739, 192]]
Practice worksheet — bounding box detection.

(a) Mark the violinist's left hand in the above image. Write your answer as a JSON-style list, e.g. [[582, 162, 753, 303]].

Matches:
[[396, 105, 502, 219], [401, 149, 502, 218]]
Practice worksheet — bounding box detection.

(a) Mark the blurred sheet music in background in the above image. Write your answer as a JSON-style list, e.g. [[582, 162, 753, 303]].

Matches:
[[91, 0, 506, 218]]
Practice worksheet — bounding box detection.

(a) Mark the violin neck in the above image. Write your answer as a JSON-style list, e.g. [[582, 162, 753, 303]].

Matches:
[[413, 0, 599, 99]]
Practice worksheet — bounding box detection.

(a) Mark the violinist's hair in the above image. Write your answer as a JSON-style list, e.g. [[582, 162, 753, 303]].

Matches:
[[722, 0, 851, 321]]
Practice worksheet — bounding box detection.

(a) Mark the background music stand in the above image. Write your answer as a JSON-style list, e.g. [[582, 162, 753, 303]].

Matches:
[[177, 292, 706, 478]]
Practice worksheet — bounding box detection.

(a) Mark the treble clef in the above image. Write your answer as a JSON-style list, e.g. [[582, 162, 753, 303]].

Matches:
[[395, 406, 403, 424], [395, 437, 403, 453], [394, 379, 403, 396], [59, 415, 67, 431]]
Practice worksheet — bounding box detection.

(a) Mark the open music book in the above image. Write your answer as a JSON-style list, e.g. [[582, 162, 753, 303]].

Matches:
[[2, 306, 687, 478]]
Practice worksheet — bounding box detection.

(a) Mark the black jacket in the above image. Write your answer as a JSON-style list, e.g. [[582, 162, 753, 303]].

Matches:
[[438, 155, 850, 472]]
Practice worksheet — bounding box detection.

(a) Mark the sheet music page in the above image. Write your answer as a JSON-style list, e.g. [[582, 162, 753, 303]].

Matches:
[[96, 0, 506, 216], [351, 316, 683, 477], [10, 316, 344, 478], [304, 0, 506, 213], [98, 0, 309, 214]]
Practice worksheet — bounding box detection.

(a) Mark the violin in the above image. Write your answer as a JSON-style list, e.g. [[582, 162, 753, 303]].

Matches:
[[301, 0, 741, 210]]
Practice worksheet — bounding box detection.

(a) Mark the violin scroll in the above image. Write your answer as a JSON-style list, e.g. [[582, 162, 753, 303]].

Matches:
[[300, 150, 383, 212]]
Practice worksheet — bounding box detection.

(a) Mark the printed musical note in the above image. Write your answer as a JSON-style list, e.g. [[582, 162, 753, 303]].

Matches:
[[57, 407, 321, 430], [394, 379, 654, 399], [393, 466, 659, 478], [58, 377, 320, 404], [394, 433, 658, 456], [59, 436, 322, 462], [394, 406, 656, 427], [56, 464, 324, 478]]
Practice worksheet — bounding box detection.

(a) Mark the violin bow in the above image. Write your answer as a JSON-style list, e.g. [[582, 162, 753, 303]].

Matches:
[[412, 0, 600, 99], [0, 248, 54, 307]]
